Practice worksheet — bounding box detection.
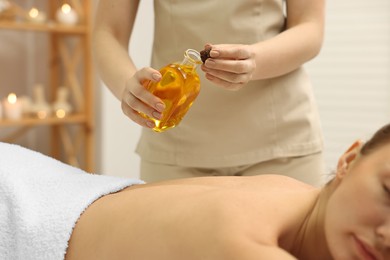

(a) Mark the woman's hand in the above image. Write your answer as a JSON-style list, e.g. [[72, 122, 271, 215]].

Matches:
[[201, 44, 256, 91], [121, 67, 165, 128]]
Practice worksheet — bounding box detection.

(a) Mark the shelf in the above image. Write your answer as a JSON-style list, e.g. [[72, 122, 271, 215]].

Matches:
[[0, 20, 87, 34], [0, 0, 95, 172], [0, 114, 87, 127]]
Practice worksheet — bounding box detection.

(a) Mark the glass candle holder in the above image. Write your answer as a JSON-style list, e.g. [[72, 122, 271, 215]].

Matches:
[[56, 3, 78, 25], [27, 7, 47, 23], [3, 93, 23, 120]]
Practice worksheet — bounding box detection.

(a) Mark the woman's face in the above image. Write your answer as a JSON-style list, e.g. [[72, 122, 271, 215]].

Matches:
[[325, 143, 390, 260]]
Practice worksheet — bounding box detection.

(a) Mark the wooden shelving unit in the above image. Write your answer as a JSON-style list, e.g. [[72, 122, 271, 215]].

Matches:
[[0, 0, 95, 172], [0, 20, 87, 33]]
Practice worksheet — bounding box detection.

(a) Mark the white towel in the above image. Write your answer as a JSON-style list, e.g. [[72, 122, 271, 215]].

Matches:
[[0, 142, 144, 260]]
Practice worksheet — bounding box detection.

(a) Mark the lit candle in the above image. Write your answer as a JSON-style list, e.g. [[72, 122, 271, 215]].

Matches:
[[27, 7, 47, 23], [55, 109, 66, 119], [3, 93, 23, 120], [52, 86, 72, 118], [56, 3, 78, 25]]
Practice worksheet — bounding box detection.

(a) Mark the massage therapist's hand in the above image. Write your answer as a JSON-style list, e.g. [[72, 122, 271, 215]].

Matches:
[[201, 44, 256, 91], [121, 67, 165, 128]]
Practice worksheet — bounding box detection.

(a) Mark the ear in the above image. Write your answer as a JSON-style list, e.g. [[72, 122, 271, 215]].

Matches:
[[336, 140, 364, 179]]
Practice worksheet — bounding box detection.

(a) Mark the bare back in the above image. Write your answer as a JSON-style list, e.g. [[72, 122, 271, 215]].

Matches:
[[65, 175, 319, 260]]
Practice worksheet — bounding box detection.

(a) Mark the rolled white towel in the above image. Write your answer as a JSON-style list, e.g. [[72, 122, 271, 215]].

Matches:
[[0, 142, 144, 260]]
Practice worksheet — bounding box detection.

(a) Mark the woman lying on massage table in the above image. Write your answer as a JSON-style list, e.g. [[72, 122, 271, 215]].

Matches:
[[1, 124, 390, 260]]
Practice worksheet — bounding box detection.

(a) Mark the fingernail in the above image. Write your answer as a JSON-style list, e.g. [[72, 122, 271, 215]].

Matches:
[[146, 121, 155, 128], [152, 73, 161, 81], [152, 111, 162, 120], [210, 50, 219, 57], [156, 102, 165, 112]]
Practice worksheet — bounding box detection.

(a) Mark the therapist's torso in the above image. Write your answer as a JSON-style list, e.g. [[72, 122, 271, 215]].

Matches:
[[136, 0, 323, 167]]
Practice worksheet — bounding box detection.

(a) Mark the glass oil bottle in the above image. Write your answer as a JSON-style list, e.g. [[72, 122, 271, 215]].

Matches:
[[141, 49, 202, 132]]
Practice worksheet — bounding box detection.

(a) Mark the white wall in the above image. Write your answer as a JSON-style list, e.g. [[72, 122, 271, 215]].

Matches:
[[99, 0, 390, 178], [307, 0, 390, 175]]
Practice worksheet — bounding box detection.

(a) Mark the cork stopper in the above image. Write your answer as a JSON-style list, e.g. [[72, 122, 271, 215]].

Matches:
[[200, 47, 211, 63]]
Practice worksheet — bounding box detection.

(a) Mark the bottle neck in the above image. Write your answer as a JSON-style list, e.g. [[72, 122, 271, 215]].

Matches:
[[181, 49, 202, 71]]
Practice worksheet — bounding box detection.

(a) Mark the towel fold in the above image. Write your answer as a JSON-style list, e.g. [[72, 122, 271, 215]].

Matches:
[[0, 142, 143, 260]]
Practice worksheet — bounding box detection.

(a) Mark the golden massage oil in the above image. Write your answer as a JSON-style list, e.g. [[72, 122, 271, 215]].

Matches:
[[141, 49, 202, 132]]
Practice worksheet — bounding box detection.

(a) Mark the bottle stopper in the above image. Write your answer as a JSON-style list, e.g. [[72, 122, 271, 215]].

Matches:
[[200, 47, 211, 63]]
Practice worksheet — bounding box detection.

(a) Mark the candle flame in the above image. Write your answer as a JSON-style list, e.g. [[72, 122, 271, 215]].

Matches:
[[55, 109, 66, 118], [29, 8, 39, 18], [7, 93, 17, 104], [61, 3, 72, 14]]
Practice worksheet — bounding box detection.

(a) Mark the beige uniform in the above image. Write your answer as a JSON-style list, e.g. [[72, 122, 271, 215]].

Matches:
[[136, 0, 323, 178]]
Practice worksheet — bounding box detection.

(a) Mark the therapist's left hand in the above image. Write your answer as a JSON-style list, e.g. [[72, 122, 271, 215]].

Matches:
[[201, 44, 256, 91]]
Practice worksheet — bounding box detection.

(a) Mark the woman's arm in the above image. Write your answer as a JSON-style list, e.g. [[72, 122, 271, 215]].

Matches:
[[201, 0, 326, 90], [93, 0, 164, 128], [93, 0, 139, 100], [252, 0, 325, 78]]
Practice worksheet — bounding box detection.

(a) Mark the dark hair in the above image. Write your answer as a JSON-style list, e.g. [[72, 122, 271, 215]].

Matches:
[[324, 123, 390, 186], [360, 123, 390, 156]]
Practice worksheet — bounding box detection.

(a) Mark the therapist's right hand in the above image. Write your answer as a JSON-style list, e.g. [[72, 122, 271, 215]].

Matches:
[[121, 67, 165, 128]]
